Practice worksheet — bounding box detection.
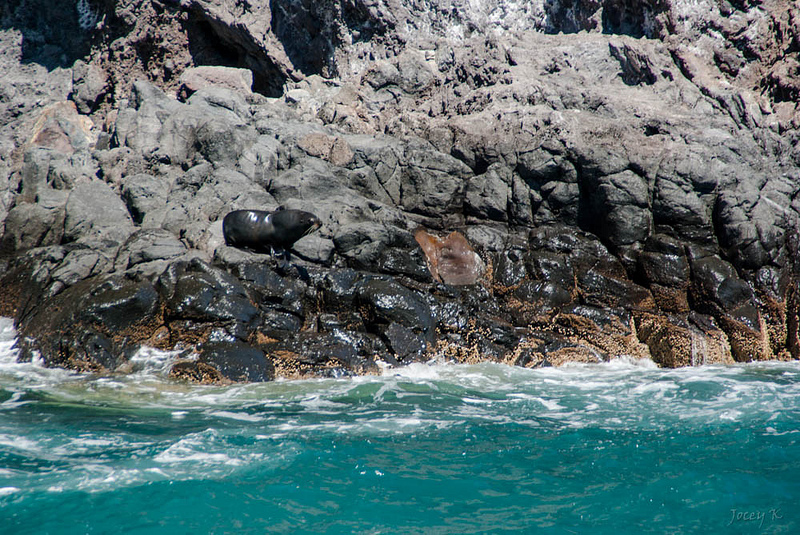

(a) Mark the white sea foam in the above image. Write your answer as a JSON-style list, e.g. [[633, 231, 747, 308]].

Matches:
[[154, 429, 261, 468], [51, 436, 119, 456], [3, 311, 800, 448], [156, 447, 243, 465], [0, 486, 20, 496], [207, 410, 265, 422], [145, 467, 169, 477], [0, 390, 30, 409], [764, 427, 800, 436], [462, 397, 493, 405], [1, 335, 799, 501], [631, 381, 680, 396], [384, 362, 451, 381], [0, 318, 87, 389], [531, 397, 565, 411], [0, 317, 18, 358], [127, 345, 187, 376], [0, 433, 42, 453], [718, 409, 742, 421]]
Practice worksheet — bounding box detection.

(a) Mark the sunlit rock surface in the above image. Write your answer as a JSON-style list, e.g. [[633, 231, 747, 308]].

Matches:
[[0, 0, 799, 380]]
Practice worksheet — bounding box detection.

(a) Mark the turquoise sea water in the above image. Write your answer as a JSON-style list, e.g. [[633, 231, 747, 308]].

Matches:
[[1, 318, 798, 534]]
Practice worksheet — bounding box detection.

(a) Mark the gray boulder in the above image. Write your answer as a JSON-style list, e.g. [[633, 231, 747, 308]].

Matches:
[[465, 163, 512, 221], [1, 188, 68, 252], [178, 66, 254, 100], [63, 181, 135, 245], [121, 173, 171, 226], [71, 60, 107, 114], [115, 229, 188, 274]]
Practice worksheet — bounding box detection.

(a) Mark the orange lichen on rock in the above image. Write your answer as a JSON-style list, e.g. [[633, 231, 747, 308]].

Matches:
[[28, 101, 97, 154], [169, 360, 227, 384], [414, 229, 485, 285]]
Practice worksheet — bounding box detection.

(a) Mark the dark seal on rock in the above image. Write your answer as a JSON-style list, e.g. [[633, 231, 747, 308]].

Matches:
[[223, 208, 321, 255]]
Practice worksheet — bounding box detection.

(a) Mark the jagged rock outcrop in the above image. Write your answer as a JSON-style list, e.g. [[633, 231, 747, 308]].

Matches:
[[0, 0, 799, 381]]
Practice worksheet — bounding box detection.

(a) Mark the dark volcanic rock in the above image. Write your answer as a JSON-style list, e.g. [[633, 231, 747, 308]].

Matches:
[[81, 278, 160, 332], [162, 260, 258, 327], [384, 321, 427, 362], [198, 342, 274, 382], [356, 277, 435, 339], [259, 331, 384, 378], [1, 0, 799, 381], [71, 60, 108, 114]]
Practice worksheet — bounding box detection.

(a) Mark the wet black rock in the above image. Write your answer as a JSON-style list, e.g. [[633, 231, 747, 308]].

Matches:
[[262, 331, 384, 374], [162, 260, 258, 326], [198, 342, 274, 382], [384, 322, 427, 362], [356, 277, 435, 339], [80, 278, 160, 332]]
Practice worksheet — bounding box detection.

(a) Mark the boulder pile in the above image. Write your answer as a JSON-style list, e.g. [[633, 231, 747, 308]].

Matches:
[[1, 0, 799, 380]]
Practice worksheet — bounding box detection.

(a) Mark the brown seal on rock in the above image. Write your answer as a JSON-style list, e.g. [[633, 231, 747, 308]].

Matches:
[[414, 229, 485, 285], [223, 208, 321, 255]]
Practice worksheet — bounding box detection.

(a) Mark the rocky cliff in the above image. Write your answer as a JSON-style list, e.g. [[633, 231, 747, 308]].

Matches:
[[1, 0, 799, 381]]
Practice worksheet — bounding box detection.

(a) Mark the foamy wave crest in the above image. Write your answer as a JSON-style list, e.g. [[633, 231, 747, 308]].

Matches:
[[0, 317, 19, 363], [0, 317, 85, 390], [156, 429, 250, 466], [127, 346, 188, 376]]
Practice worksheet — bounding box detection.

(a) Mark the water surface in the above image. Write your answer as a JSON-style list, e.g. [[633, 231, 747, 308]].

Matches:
[[1, 318, 797, 533]]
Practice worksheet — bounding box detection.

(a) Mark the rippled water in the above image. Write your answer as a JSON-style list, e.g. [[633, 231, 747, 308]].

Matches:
[[1, 317, 798, 534]]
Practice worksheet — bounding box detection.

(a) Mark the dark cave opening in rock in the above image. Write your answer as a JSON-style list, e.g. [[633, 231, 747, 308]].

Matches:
[[185, 14, 286, 97], [472, 157, 490, 175], [602, 0, 654, 38], [542, 0, 666, 38], [543, 0, 601, 34]]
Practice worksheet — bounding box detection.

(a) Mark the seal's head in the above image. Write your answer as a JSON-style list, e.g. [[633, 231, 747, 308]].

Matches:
[[269, 209, 322, 249]]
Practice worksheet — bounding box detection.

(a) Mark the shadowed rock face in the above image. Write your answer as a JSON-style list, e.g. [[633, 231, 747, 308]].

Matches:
[[0, 0, 799, 381]]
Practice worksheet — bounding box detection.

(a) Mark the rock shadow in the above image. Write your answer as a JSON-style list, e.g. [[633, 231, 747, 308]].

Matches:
[[543, 0, 668, 38], [184, 11, 287, 97], [268, 0, 388, 78], [0, 0, 96, 69]]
